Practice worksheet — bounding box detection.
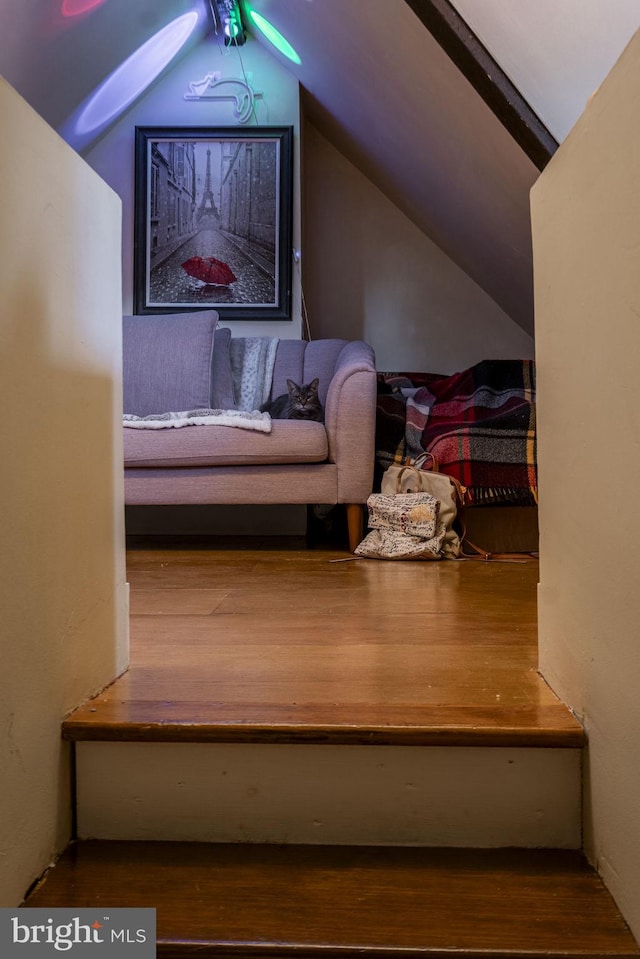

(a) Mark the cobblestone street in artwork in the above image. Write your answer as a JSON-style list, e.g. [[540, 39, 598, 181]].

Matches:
[[149, 226, 275, 307]]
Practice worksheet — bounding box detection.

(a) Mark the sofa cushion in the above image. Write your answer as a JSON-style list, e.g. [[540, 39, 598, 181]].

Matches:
[[123, 311, 218, 416], [123, 419, 329, 468], [210, 326, 236, 410]]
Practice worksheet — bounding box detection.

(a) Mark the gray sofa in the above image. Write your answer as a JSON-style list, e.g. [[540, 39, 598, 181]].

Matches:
[[122, 312, 377, 550]]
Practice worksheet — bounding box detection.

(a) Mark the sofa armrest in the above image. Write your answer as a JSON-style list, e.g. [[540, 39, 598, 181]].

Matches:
[[324, 340, 377, 503]]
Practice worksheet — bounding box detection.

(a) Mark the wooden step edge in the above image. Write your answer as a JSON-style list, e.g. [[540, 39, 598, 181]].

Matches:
[[25, 841, 639, 958], [61, 719, 585, 748], [61, 701, 585, 748], [154, 942, 638, 959], [155, 944, 639, 959]]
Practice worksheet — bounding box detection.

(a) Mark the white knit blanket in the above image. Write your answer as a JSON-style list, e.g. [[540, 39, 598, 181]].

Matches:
[[123, 408, 272, 431]]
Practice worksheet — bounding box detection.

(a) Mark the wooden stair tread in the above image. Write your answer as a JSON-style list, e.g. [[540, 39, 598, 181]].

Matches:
[[62, 549, 584, 749], [62, 700, 584, 747], [26, 841, 638, 957]]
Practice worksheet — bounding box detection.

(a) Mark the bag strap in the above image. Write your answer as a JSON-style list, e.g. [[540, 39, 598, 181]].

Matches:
[[457, 519, 536, 563], [450, 477, 469, 509], [455, 505, 535, 564], [395, 465, 422, 493], [412, 451, 439, 472], [396, 462, 469, 509], [458, 540, 534, 563]]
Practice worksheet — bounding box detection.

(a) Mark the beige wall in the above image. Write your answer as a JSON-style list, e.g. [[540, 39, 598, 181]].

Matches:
[[0, 79, 129, 906], [303, 123, 534, 373], [532, 32, 640, 940]]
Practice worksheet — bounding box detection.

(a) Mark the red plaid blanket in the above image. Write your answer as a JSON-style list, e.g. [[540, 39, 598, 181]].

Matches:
[[376, 360, 537, 506]]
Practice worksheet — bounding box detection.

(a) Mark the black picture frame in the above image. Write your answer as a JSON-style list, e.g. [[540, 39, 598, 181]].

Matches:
[[133, 126, 293, 319]]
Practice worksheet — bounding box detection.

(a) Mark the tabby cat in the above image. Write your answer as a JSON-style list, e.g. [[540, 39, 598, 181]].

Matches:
[[260, 378, 324, 422]]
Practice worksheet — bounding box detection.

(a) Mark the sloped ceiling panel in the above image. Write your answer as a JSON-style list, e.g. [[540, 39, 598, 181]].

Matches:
[[403, 0, 558, 171], [449, 0, 640, 142], [252, 0, 539, 332], [0, 0, 210, 132]]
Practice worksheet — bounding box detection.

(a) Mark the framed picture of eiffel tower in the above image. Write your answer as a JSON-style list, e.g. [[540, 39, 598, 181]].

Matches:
[[133, 126, 293, 319]]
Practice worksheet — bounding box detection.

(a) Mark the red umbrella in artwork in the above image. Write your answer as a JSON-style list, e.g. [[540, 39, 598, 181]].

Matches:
[[181, 256, 237, 286]]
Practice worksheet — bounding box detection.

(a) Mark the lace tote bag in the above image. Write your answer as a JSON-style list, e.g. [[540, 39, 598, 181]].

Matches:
[[355, 490, 446, 560]]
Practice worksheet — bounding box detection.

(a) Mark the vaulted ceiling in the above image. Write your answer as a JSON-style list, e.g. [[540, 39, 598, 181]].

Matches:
[[1, 0, 638, 334]]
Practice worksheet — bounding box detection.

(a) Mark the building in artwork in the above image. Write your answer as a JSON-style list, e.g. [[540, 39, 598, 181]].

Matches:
[[149, 141, 196, 263], [219, 139, 277, 268]]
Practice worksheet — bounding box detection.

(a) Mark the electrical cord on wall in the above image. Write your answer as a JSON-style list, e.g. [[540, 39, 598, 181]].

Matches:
[[208, 23, 267, 124], [294, 252, 312, 341], [235, 45, 265, 125]]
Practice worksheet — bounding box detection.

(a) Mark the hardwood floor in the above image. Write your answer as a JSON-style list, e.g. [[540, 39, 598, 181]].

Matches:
[[26, 842, 640, 957], [63, 539, 583, 747], [33, 540, 639, 956]]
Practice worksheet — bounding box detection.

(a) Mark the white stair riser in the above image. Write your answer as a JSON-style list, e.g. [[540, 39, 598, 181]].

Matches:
[[76, 742, 581, 848]]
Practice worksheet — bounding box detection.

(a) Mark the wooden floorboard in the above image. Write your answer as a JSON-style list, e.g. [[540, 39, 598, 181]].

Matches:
[[26, 841, 639, 957], [63, 544, 584, 747]]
